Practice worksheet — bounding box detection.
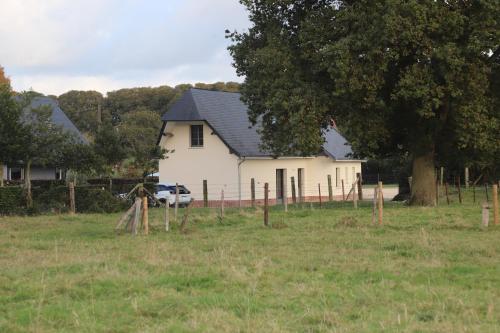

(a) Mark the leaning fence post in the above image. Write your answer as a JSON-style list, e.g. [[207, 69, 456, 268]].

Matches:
[[264, 183, 269, 226], [251, 178, 256, 208], [291, 176, 297, 204], [377, 181, 383, 225], [174, 183, 179, 222], [203, 180, 208, 208], [327, 175, 333, 202], [341, 180, 346, 201], [69, 182, 76, 215], [493, 184, 499, 225]]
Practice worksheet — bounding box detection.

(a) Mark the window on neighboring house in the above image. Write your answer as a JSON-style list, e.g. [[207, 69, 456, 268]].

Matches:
[[190, 125, 204, 147]]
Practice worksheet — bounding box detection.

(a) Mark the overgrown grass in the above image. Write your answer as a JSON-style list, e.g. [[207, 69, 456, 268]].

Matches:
[[0, 189, 499, 332]]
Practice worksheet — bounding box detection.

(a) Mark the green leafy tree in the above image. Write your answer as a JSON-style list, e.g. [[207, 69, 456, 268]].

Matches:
[[0, 83, 26, 186], [17, 94, 81, 207], [57, 90, 106, 135], [93, 123, 128, 177], [119, 109, 164, 177], [228, 0, 500, 205]]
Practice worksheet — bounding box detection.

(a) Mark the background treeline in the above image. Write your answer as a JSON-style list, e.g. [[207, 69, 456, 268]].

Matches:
[[53, 82, 241, 177]]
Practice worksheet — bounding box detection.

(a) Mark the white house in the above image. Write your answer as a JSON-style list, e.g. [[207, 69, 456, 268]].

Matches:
[[157, 89, 363, 206], [1, 97, 86, 182]]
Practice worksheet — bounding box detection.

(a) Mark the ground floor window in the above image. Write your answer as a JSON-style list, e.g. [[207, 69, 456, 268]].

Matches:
[[9, 167, 23, 180]]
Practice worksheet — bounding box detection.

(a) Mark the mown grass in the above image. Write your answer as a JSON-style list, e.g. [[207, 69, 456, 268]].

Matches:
[[0, 189, 499, 332]]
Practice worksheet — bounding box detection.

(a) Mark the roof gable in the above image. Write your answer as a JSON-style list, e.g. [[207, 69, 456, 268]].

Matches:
[[161, 89, 354, 159], [21, 97, 87, 143]]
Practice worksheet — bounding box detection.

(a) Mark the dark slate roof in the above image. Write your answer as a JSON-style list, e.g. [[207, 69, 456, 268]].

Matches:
[[22, 97, 87, 143], [161, 88, 354, 159]]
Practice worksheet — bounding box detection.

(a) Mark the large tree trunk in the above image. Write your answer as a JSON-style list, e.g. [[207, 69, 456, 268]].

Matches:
[[410, 151, 436, 206], [25, 160, 32, 208]]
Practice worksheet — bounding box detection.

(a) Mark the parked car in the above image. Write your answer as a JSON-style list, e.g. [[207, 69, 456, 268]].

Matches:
[[155, 183, 192, 207]]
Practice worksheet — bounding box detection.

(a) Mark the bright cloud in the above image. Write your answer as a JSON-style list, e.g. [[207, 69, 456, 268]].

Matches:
[[0, 0, 249, 95]]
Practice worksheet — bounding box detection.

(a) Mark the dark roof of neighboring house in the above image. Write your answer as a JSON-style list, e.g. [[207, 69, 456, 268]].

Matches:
[[22, 97, 87, 143], [160, 88, 354, 159]]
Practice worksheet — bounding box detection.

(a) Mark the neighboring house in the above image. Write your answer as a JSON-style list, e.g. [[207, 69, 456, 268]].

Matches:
[[2, 97, 86, 182], [158, 88, 364, 206]]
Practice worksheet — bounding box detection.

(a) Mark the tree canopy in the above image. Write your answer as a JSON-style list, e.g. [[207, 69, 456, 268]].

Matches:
[[228, 0, 500, 205]]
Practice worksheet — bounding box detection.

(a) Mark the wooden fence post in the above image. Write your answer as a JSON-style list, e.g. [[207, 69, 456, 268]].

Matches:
[[435, 180, 439, 206], [298, 176, 303, 203], [356, 173, 363, 200], [318, 183, 322, 208], [291, 176, 297, 204], [203, 180, 208, 208], [465, 167, 469, 189], [327, 175, 333, 202], [445, 182, 450, 205], [372, 187, 377, 225], [69, 182, 76, 215], [220, 189, 225, 220], [493, 184, 499, 225], [341, 180, 346, 201], [440, 167, 444, 186], [482, 202, 490, 228], [352, 182, 357, 209], [180, 200, 192, 233], [133, 197, 142, 235], [174, 183, 179, 222], [142, 196, 149, 235], [264, 183, 269, 226], [457, 176, 462, 204], [165, 200, 170, 232], [251, 178, 256, 208], [283, 169, 288, 212], [378, 181, 383, 225]]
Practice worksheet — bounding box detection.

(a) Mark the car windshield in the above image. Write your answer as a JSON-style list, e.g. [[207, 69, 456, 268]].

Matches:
[[156, 185, 169, 192], [156, 185, 190, 194]]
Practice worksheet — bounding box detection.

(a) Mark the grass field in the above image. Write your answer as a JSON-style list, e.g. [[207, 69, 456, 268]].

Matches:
[[1, 191, 499, 332]]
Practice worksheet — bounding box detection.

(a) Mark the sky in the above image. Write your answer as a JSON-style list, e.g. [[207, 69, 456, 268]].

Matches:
[[0, 0, 250, 96]]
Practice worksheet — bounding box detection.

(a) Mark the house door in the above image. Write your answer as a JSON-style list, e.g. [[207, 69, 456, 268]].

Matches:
[[276, 169, 285, 204]]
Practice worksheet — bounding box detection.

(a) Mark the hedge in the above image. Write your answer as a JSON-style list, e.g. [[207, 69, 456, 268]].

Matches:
[[0, 187, 25, 215], [0, 185, 128, 215]]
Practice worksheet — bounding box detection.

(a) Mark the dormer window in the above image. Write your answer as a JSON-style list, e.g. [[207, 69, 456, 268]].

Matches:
[[190, 125, 204, 147]]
